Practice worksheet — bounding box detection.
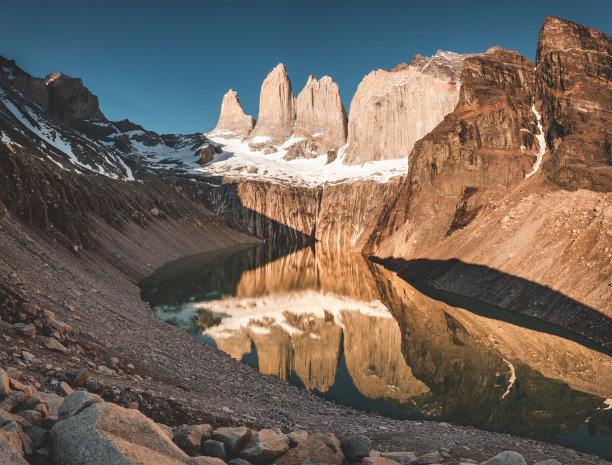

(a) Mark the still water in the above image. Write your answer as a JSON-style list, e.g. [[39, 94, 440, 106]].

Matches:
[[140, 244, 612, 460]]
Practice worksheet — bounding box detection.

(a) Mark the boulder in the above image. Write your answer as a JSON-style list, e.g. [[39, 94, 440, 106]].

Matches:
[[203, 439, 227, 460], [416, 451, 442, 465], [2, 422, 32, 456], [287, 430, 308, 447], [58, 391, 103, 421], [364, 456, 402, 465], [69, 368, 90, 388], [273, 433, 343, 465], [196, 145, 221, 165], [51, 401, 214, 464], [173, 424, 213, 456], [0, 368, 11, 397], [340, 434, 371, 462], [239, 429, 290, 465], [482, 451, 527, 465], [12, 323, 36, 338], [212, 426, 252, 455], [0, 437, 28, 464], [381, 451, 418, 465]]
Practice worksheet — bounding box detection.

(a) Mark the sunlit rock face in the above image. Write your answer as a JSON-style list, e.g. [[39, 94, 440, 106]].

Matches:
[[212, 89, 255, 138], [343, 51, 467, 165], [291, 75, 347, 158], [248, 63, 296, 144], [536, 15, 612, 191]]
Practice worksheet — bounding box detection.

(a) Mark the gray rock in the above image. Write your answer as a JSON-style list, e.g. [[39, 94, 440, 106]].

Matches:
[[273, 434, 343, 465], [31, 446, 52, 464], [212, 426, 252, 455], [58, 391, 103, 421], [2, 422, 32, 456], [0, 437, 28, 464], [287, 430, 308, 447], [239, 429, 290, 465], [51, 401, 212, 464], [416, 451, 442, 465], [0, 392, 25, 412], [24, 425, 50, 450], [534, 461, 562, 465], [203, 439, 227, 460], [0, 369, 11, 397], [381, 451, 417, 465], [340, 434, 371, 462], [38, 392, 63, 418], [173, 424, 213, 456], [228, 459, 253, 465], [364, 456, 402, 465], [483, 451, 527, 465]]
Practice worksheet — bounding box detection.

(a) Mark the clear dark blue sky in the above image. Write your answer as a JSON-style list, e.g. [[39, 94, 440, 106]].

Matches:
[[1, 0, 610, 134]]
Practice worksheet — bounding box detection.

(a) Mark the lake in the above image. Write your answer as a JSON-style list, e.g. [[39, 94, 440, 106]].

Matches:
[[140, 244, 612, 460]]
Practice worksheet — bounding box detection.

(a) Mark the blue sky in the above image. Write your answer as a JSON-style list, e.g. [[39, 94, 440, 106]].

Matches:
[[0, 0, 610, 134]]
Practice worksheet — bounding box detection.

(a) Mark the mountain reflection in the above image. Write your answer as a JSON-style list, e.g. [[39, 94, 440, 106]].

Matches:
[[140, 244, 612, 454]]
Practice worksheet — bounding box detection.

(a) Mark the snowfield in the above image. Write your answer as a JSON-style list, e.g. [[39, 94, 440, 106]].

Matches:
[[200, 134, 408, 187]]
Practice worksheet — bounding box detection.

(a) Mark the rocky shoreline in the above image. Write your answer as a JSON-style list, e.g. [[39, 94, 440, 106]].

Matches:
[[0, 208, 609, 465]]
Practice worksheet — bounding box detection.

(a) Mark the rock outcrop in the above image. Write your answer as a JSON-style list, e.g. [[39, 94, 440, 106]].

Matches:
[[292, 75, 347, 153], [343, 51, 468, 165], [536, 15, 612, 191], [212, 89, 255, 138], [366, 47, 537, 257], [248, 64, 296, 144], [44, 73, 105, 129]]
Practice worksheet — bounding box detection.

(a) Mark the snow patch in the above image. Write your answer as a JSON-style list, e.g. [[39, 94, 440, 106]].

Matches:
[[250, 135, 271, 144], [501, 359, 516, 399], [525, 104, 547, 178]]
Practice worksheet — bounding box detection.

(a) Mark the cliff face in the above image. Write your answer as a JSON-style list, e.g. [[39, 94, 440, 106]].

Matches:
[[367, 47, 537, 257], [343, 51, 467, 165], [536, 16, 612, 191], [248, 63, 296, 144], [211, 89, 255, 138], [291, 75, 347, 157]]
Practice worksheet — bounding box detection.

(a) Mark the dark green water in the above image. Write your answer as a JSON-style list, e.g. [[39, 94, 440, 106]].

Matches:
[[140, 244, 612, 460]]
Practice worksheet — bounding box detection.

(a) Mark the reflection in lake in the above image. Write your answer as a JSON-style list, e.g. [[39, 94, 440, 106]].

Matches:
[[140, 244, 612, 459]]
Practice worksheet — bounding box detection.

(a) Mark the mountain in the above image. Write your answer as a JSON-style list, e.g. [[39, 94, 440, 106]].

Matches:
[[211, 89, 255, 138]]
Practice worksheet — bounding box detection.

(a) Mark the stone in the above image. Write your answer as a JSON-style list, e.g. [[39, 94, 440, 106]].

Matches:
[[416, 451, 442, 465], [203, 439, 227, 460], [20, 352, 34, 363], [0, 392, 25, 412], [228, 459, 253, 465], [15, 409, 41, 426], [2, 421, 32, 456], [196, 144, 221, 165], [0, 368, 11, 397], [239, 429, 290, 465], [273, 433, 343, 465], [0, 437, 28, 464], [534, 461, 561, 465], [363, 456, 401, 465], [212, 426, 252, 455], [31, 446, 51, 465], [38, 392, 63, 418], [51, 401, 212, 464], [482, 451, 527, 465], [340, 434, 371, 462], [212, 89, 255, 138], [248, 63, 296, 144], [58, 391, 103, 421], [69, 368, 89, 388], [173, 424, 213, 456], [39, 336, 69, 354], [287, 430, 308, 447], [24, 425, 50, 450], [58, 382, 73, 396], [381, 451, 418, 465], [12, 323, 36, 338]]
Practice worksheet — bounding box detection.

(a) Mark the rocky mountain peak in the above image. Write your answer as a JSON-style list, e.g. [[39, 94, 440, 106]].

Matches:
[[248, 62, 296, 144], [344, 50, 470, 164], [42, 72, 105, 126], [294, 74, 347, 149], [211, 88, 255, 138]]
